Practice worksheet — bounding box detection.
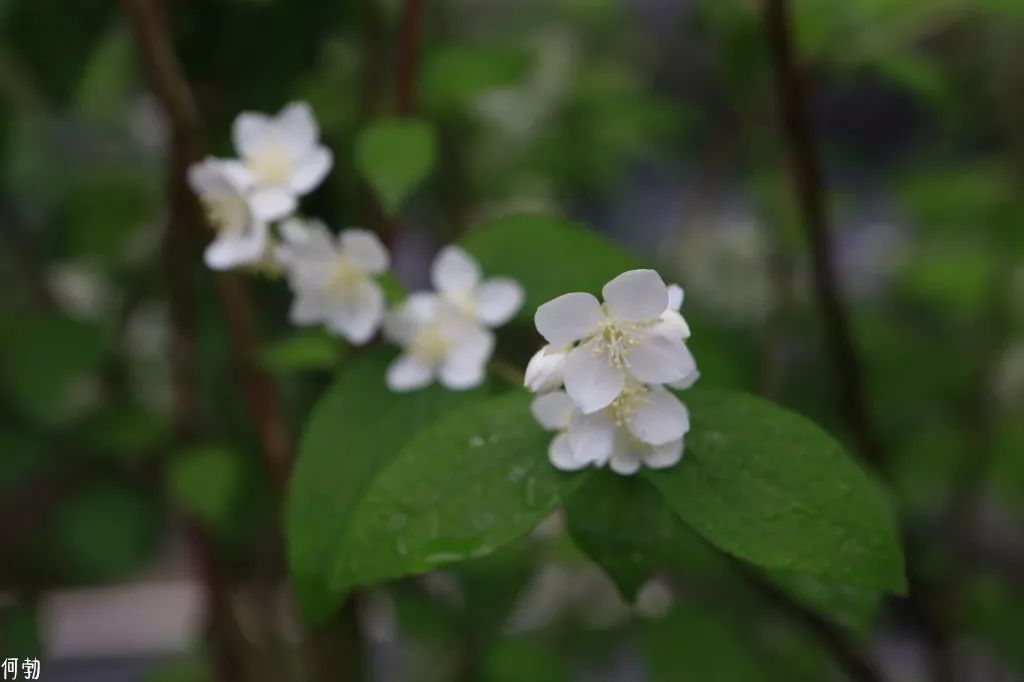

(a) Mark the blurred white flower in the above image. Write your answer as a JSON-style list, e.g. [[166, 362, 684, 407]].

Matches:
[[227, 102, 333, 219], [430, 245, 524, 328], [531, 382, 689, 475], [534, 269, 696, 413], [384, 294, 494, 392], [524, 344, 569, 393], [276, 218, 389, 344], [188, 158, 270, 270]]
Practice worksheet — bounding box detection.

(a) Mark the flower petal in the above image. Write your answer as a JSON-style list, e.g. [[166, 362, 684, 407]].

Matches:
[[644, 439, 683, 469], [449, 322, 495, 364], [530, 391, 574, 431], [666, 283, 684, 312], [475, 278, 524, 327], [549, 433, 586, 471], [524, 344, 568, 393], [668, 368, 700, 391], [431, 245, 481, 296], [249, 187, 297, 222], [203, 222, 267, 270], [626, 332, 696, 384], [651, 310, 691, 341], [339, 228, 389, 273], [325, 279, 384, 344], [568, 410, 614, 465], [609, 446, 643, 475], [602, 269, 668, 322], [626, 385, 689, 446], [534, 292, 601, 344], [289, 146, 333, 195], [386, 354, 434, 392], [563, 339, 624, 414], [232, 112, 273, 158], [289, 290, 327, 325], [275, 101, 319, 155], [438, 356, 487, 390]]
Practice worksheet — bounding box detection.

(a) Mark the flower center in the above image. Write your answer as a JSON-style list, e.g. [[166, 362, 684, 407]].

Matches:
[[248, 142, 293, 185], [592, 318, 642, 368], [201, 194, 245, 233], [607, 382, 651, 427], [326, 254, 366, 302], [410, 322, 450, 364]]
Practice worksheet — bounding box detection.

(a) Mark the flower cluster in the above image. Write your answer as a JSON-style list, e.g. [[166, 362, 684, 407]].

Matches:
[[525, 270, 698, 475], [188, 102, 521, 390], [384, 246, 523, 392]]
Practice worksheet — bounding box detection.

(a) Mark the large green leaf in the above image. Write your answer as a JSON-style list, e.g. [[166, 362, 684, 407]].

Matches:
[[459, 214, 643, 322], [330, 392, 572, 593], [646, 389, 906, 593], [286, 350, 488, 622], [421, 43, 531, 113], [354, 118, 438, 215]]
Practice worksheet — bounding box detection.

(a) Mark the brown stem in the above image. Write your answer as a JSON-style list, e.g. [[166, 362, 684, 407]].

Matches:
[[761, 0, 883, 468], [396, 0, 422, 117]]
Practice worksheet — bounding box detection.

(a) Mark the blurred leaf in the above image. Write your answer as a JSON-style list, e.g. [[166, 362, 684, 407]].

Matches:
[[142, 660, 211, 682], [81, 404, 168, 460], [482, 636, 567, 682], [459, 214, 642, 322], [422, 43, 531, 113], [643, 602, 769, 682], [354, 118, 438, 215], [0, 314, 106, 425], [963, 575, 1024, 674], [50, 481, 161, 582], [647, 389, 906, 593], [0, 602, 40, 658], [167, 446, 246, 533], [0, 432, 51, 493], [330, 392, 570, 594], [63, 168, 159, 266], [455, 541, 536, 633], [259, 329, 343, 373], [565, 471, 690, 602], [286, 349, 490, 623]]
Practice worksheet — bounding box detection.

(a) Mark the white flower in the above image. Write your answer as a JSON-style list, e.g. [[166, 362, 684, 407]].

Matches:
[[188, 158, 269, 270], [384, 294, 495, 392], [431, 246, 524, 328], [276, 218, 389, 344], [531, 382, 689, 475], [524, 344, 569, 393], [228, 102, 333, 220], [534, 270, 697, 414]]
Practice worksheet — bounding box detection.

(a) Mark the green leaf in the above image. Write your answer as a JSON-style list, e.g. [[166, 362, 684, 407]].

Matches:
[[330, 391, 571, 593], [766, 570, 880, 636], [0, 602, 40, 658], [646, 389, 905, 594], [459, 214, 643, 322], [0, 432, 51, 493], [354, 118, 438, 215], [565, 471, 692, 602], [167, 446, 246, 533], [81, 404, 169, 460], [259, 329, 343, 373], [286, 349, 489, 623], [0, 314, 107, 425], [482, 636, 567, 682], [422, 43, 531, 112], [50, 482, 161, 582]]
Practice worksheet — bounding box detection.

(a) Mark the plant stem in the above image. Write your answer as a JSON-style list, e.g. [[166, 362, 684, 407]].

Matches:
[[396, 0, 422, 117]]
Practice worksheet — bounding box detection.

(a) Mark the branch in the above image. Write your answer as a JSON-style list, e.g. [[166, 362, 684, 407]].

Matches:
[[761, 0, 883, 469], [396, 0, 422, 117]]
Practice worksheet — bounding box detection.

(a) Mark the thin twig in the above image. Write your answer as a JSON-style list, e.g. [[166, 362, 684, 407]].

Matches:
[[761, 0, 883, 469], [396, 0, 422, 117]]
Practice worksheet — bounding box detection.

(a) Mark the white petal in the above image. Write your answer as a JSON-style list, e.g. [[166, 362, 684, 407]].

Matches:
[[249, 187, 297, 222], [188, 158, 228, 194], [652, 310, 691, 341], [289, 291, 327, 325], [431, 245, 481, 296], [448, 322, 495, 364], [563, 339, 624, 414], [475, 278, 524, 327], [626, 385, 689, 446], [666, 284, 684, 312], [339, 228, 389, 273], [524, 344, 568, 393], [602, 269, 668, 322], [289, 146, 333, 195], [386, 354, 434, 392], [549, 433, 586, 471], [325, 279, 384, 344], [609, 447, 643, 475], [668, 367, 700, 391], [568, 410, 614, 465], [218, 159, 255, 190], [626, 333, 696, 384], [534, 292, 601, 344], [275, 101, 319, 155], [203, 222, 267, 270], [530, 391, 574, 431], [232, 112, 273, 158], [383, 293, 439, 345], [439, 356, 487, 390], [644, 439, 683, 469]]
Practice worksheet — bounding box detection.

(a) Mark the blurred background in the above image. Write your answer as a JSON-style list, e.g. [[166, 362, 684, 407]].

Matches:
[[1, 0, 1023, 680]]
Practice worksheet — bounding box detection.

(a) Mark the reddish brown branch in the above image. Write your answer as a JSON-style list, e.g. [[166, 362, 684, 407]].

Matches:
[[396, 0, 422, 116], [761, 0, 883, 468]]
